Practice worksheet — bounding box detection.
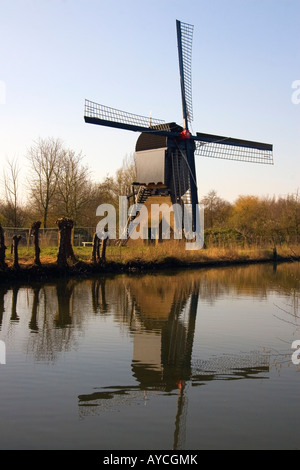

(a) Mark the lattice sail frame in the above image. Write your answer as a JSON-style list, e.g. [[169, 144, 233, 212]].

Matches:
[[84, 20, 273, 172], [84, 100, 165, 128], [177, 20, 194, 123], [195, 137, 274, 165]]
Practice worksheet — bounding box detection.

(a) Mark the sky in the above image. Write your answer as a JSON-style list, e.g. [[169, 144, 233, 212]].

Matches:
[[0, 0, 299, 203]]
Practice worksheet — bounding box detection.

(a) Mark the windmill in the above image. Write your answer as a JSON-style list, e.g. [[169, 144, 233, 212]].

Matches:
[[84, 20, 273, 236]]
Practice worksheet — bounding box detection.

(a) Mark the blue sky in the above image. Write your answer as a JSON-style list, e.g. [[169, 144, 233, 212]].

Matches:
[[0, 0, 299, 203]]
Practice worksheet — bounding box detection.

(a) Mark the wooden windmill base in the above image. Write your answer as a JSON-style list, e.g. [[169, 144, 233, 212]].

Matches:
[[126, 190, 178, 247]]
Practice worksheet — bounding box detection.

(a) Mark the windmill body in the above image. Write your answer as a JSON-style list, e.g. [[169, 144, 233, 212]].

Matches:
[[135, 122, 192, 206], [84, 20, 273, 241]]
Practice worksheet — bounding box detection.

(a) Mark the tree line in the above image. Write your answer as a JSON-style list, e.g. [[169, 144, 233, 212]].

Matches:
[[0, 137, 135, 230], [1, 136, 299, 247], [201, 189, 300, 246]]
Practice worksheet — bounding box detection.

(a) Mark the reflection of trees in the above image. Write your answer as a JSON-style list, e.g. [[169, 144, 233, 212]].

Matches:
[[10, 286, 20, 322], [0, 279, 87, 362], [29, 286, 41, 332], [196, 262, 300, 304], [271, 268, 300, 370], [1, 262, 298, 362], [55, 279, 75, 327], [28, 282, 78, 362], [91, 277, 109, 314], [274, 293, 300, 328], [1, 262, 299, 447], [0, 285, 8, 330], [273, 265, 299, 326]]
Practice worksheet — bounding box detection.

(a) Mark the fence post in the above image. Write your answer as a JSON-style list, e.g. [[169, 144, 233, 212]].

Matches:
[[100, 236, 107, 263], [56, 217, 77, 267], [12, 235, 22, 269], [91, 232, 101, 264], [30, 221, 42, 266]]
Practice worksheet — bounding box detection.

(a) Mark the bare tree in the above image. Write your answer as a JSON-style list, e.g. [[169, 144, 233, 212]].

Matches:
[[27, 137, 64, 228], [0, 224, 7, 269], [55, 149, 91, 224], [80, 176, 118, 227], [200, 189, 231, 229], [284, 190, 300, 244], [2, 157, 23, 227], [115, 153, 137, 197]]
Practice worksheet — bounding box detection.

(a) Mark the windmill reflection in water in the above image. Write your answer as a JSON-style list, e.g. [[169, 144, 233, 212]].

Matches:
[[78, 274, 270, 449]]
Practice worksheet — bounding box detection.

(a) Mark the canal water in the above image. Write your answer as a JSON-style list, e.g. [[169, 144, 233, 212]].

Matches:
[[0, 262, 299, 450]]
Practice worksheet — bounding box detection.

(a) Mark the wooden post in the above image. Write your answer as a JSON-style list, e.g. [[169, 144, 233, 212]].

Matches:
[[91, 233, 97, 264], [30, 221, 41, 266], [97, 238, 101, 262], [12, 235, 22, 269], [0, 224, 7, 269], [100, 236, 107, 263], [91, 232, 101, 264], [56, 217, 77, 267]]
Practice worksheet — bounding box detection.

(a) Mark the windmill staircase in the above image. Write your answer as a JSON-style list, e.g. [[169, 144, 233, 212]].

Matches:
[[117, 183, 172, 246]]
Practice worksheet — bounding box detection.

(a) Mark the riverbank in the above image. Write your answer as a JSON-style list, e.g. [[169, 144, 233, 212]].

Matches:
[[0, 243, 299, 284]]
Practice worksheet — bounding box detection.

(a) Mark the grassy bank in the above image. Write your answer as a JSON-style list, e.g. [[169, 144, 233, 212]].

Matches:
[[3, 242, 300, 268], [0, 242, 299, 285]]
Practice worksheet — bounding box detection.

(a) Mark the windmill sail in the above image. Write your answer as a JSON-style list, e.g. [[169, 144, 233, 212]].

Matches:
[[84, 100, 176, 136], [176, 20, 198, 230], [84, 19, 273, 241], [195, 132, 273, 164], [176, 20, 194, 127]]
